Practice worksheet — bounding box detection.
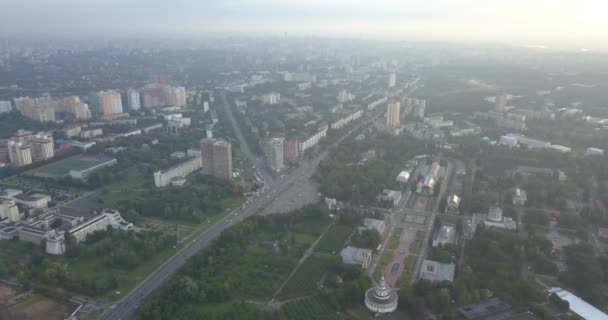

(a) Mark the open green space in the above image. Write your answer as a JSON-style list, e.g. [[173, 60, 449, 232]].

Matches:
[[277, 253, 334, 300], [395, 255, 417, 287], [38, 158, 96, 176], [409, 230, 425, 253], [315, 224, 353, 254], [374, 248, 395, 278], [386, 228, 402, 250], [98, 173, 243, 223], [281, 294, 346, 320]]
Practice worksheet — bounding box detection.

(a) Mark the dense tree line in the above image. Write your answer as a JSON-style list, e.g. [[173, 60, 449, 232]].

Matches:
[[136, 204, 332, 319], [98, 174, 240, 222], [316, 133, 428, 204], [0, 228, 174, 296], [560, 243, 608, 305]]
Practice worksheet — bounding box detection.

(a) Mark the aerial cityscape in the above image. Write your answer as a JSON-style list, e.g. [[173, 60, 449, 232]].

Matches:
[[1, 2, 608, 320]]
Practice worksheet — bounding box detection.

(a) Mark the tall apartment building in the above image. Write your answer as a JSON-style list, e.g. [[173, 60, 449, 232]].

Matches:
[[163, 86, 187, 107], [201, 138, 233, 180], [141, 84, 164, 108], [8, 141, 32, 167], [63, 96, 91, 119], [0, 139, 9, 163], [261, 92, 280, 105], [98, 90, 123, 116], [386, 99, 401, 129], [0, 100, 12, 113], [495, 90, 507, 113], [127, 89, 141, 110], [388, 72, 396, 88], [13, 97, 35, 112], [20, 104, 55, 122], [283, 139, 299, 163], [12, 129, 33, 143], [265, 138, 284, 173], [30, 133, 54, 162]]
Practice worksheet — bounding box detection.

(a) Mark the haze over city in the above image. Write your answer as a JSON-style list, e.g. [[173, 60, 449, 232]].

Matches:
[[1, 2, 608, 320], [2, 0, 608, 49]]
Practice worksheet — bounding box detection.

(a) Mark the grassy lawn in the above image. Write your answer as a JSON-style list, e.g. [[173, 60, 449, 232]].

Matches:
[[396, 255, 417, 286], [281, 294, 346, 320], [277, 253, 334, 300], [315, 224, 354, 254], [374, 249, 395, 278], [409, 230, 425, 253], [84, 310, 102, 320], [386, 228, 402, 250]]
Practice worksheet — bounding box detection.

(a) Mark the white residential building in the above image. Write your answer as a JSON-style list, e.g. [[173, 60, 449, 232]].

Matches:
[[340, 246, 372, 269], [153, 156, 202, 187], [265, 138, 284, 173]]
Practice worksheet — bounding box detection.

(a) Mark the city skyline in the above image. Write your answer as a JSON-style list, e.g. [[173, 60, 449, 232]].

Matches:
[[1, 0, 608, 50]]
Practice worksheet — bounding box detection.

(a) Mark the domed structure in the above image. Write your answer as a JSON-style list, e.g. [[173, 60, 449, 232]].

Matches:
[[364, 276, 398, 314], [488, 206, 503, 222]]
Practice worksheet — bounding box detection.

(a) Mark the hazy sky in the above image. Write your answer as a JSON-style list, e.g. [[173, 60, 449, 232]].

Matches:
[[2, 0, 608, 49]]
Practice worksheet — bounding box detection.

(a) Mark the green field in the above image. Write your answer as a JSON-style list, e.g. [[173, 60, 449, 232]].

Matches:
[[281, 294, 346, 320], [409, 230, 425, 253], [38, 158, 97, 176], [315, 225, 353, 254], [386, 228, 402, 250], [278, 253, 333, 300]]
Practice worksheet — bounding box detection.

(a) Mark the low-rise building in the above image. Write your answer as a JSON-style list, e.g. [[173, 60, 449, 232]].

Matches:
[[445, 195, 461, 214], [586, 148, 605, 156], [12, 193, 50, 209], [432, 226, 458, 247], [69, 157, 117, 179], [364, 277, 398, 315], [376, 189, 402, 207], [512, 188, 527, 206], [359, 218, 386, 236], [340, 246, 372, 269], [420, 260, 455, 283], [69, 214, 110, 243], [154, 156, 202, 187]]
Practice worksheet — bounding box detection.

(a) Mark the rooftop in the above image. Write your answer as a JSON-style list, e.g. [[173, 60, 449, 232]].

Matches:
[[434, 226, 458, 245], [421, 260, 455, 282], [547, 287, 608, 320]]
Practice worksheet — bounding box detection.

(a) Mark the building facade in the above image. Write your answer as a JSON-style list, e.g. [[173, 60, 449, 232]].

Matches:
[[127, 89, 141, 110], [29, 133, 54, 162], [153, 156, 203, 187], [201, 138, 233, 180], [265, 138, 284, 173], [98, 90, 123, 116], [386, 99, 400, 129]]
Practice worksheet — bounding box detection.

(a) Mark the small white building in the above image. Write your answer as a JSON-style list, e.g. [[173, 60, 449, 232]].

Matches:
[[432, 226, 458, 247], [377, 189, 402, 207], [364, 277, 398, 315], [340, 246, 372, 269], [420, 260, 455, 283], [586, 148, 605, 156], [483, 206, 517, 230], [512, 188, 527, 206], [445, 195, 461, 214], [359, 218, 386, 236], [396, 171, 410, 184]]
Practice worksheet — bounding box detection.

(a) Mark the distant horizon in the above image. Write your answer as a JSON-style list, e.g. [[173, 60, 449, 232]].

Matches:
[[2, 0, 608, 51], [0, 32, 603, 54]]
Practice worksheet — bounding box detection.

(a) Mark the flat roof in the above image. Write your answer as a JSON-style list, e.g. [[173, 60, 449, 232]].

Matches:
[[69, 215, 108, 233], [457, 297, 512, 320], [548, 288, 608, 320]]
